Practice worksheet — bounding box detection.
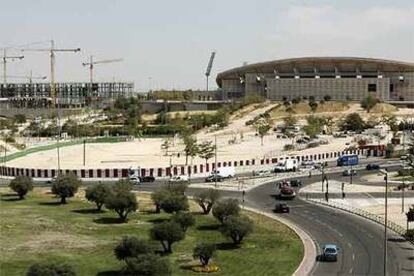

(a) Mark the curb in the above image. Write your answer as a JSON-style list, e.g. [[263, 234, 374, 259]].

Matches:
[[243, 206, 317, 276]]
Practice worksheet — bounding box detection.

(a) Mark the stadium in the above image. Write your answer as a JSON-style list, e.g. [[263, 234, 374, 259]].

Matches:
[[216, 57, 414, 103]]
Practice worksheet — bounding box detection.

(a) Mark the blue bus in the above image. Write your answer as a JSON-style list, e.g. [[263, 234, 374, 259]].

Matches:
[[337, 154, 359, 166]]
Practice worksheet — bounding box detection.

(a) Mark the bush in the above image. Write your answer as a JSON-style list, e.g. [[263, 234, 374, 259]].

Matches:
[[323, 95, 331, 101], [284, 144, 295, 151], [51, 173, 82, 204], [405, 229, 414, 240], [124, 254, 171, 276], [9, 176, 33, 199], [26, 262, 76, 276], [220, 215, 253, 245], [193, 243, 216, 267], [160, 194, 189, 214], [194, 189, 221, 215], [85, 183, 111, 211], [171, 212, 195, 232], [105, 185, 138, 222], [114, 236, 153, 261], [212, 199, 240, 223], [150, 221, 185, 253], [340, 113, 366, 131]]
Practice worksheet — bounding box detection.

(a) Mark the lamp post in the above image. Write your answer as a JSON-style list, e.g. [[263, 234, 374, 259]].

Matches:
[[380, 168, 389, 276]]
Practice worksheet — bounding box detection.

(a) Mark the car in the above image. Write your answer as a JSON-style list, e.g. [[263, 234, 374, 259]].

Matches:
[[342, 169, 357, 176], [400, 154, 408, 160], [129, 176, 141, 184], [274, 203, 290, 213], [47, 176, 57, 184], [278, 180, 291, 189], [205, 174, 224, 182], [290, 179, 302, 187], [321, 244, 340, 261], [139, 176, 155, 182], [253, 169, 272, 177], [168, 175, 189, 183], [366, 164, 380, 170]]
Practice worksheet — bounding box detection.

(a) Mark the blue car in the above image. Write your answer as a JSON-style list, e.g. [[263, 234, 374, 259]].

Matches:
[[322, 244, 340, 261]]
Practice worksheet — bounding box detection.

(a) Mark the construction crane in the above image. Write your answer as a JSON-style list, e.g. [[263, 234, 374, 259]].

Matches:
[[6, 71, 47, 84], [21, 40, 81, 106], [1, 49, 24, 85], [204, 51, 216, 92], [82, 55, 123, 84]]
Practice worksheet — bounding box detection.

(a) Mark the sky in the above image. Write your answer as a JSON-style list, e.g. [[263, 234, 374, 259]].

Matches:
[[2, 0, 414, 92]]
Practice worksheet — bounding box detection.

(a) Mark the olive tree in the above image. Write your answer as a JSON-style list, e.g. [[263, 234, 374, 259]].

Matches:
[[9, 175, 33, 199], [150, 221, 185, 253], [51, 173, 81, 204], [151, 189, 169, 214], [193, 243, 216, 267], [171, 212, 195, 232], [194, 189, 221, 215], [212, 198, 240, 223], [104, 180, 138, 222], [221, 215, 253, 245], [85, 183, 111, 211], [198, 141, 215, 167], [114, 236, 153, 261], [160, 194, 189, 214]]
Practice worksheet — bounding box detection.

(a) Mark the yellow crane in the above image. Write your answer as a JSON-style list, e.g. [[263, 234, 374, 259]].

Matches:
[[1, 49, 24, 85], [21, 40, 80, 106]]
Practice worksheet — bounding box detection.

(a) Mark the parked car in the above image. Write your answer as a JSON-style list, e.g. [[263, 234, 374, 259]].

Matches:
[[140, 176, 155, 182], [321, 244, 340, 262], [253, 169, 272, 177], [342, 169, 357, 176], [47, 176, 57, 184], [129, 176, 141, 184], [366, 164, 380, 171], [205, 174, 224, 182], [168, 175, 189, 183], [290, 179, 302, 187], [274, 203, 290, 213]]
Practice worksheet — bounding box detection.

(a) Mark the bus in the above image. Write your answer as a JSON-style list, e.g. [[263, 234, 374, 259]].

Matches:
[[337, 154, 359, 166]]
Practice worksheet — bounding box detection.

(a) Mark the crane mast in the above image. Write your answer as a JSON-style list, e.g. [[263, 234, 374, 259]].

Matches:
[[1, 49, 24, 85]]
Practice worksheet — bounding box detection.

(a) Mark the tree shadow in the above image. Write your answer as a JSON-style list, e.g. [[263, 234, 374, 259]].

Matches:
[[0, 193, 18, 197], [38, 201, 62, 206], [96, 270, 127, 276], [93, 217, 125, 224], [387, 237, 407, 243], [215, 242, 239, 250], [191, 210, 206, 215], [71, 208, 104, 214], [1, 197, 22, 202], [148, 218, 169, 224], [196, 224, 221, 231], [408, 256, 414, 261]]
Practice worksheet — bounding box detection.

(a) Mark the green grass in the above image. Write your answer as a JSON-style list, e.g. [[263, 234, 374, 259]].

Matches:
[[0, 189, 303, 276]]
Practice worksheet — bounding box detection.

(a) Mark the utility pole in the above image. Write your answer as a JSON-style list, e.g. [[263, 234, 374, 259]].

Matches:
[[350, 163, 353, 184], [380, 169, 389, 276], [402, 130, 406, 213], [83, 139, 86, 166], [214, 134, 217, 188], [2, 48, 24, 85]]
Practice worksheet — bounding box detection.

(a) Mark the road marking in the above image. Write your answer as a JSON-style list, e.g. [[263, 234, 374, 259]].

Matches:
[[347, 242, 352, 248], [352, 253, 355, 261], [349, 267, 353, 274]]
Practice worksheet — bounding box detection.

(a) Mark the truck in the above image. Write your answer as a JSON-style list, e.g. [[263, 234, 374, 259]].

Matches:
[[210, 167, 235, 179], [274, 159, 299, 172], [337, 154, 359, 166]]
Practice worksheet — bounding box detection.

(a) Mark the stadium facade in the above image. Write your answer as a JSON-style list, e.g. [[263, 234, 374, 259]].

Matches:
[[216, 57, 414, 102]]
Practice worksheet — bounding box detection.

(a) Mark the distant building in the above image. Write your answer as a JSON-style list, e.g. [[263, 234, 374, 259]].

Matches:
[[216, 57, 414, 102]]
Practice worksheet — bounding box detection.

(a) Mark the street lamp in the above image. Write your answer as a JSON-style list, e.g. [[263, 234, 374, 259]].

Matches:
[[379, 168, 389, 276]]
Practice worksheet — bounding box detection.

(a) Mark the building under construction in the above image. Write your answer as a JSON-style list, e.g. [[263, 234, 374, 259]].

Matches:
[[0, 82, 134, 108]]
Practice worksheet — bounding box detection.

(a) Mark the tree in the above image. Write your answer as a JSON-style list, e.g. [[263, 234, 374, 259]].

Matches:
[[194, 189, 221, 215], [182, 133, 198, 165], [160, 193, 189, 214], [26, 262, 75, 276], [151, 189, 170, 214], [85, 183, 110, 211], [340, 113, 366, 132], [212, 198, 240, 223], [198, 141, 215, 167], [51, 173, 81, 204], [193, 243, 216, 267], [9, 176, 33, 199], [291, 97, 301, 105], [124, 254, 171, 276], [282, 115, 297, 129], [303, 116, 323, 138], [171, 212, 195, 232], [381, 114, 399, 138], [385, 143, 394, 158], [150, 221, 185, 253], [105, 180, 138, 222], [255, 119, 271, 146], [309, 101, 318, 113], [161, 138, 172, 156], [323, 95, 332, 101], [114, 236, 153, 261], [14, 114, 27, 124], [220, 215, 253, 245], [361, 94, 378, 113]]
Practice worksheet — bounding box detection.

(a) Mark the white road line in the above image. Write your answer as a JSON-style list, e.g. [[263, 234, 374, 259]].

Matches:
[[352, 253, 355, 261], [347, 242, 352, 248], [349, 267, 353, 274]]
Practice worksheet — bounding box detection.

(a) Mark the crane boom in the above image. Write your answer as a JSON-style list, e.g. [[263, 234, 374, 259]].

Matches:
[[2, 49, 24, 85], [82, 55, 122, 85]]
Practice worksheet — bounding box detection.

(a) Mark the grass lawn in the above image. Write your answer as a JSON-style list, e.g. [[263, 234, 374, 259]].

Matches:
[[0, 188, 303, 276]]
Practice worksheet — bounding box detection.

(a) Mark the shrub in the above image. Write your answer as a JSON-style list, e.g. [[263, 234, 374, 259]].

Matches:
[[194, 189, 221, 215], [191, 264, 220, 273], [323, 95, 331, 101], [26, 262, 76, 276], [160, 194, 189, 214], [171, 212, 195, 232], [85, 183, 111, 211], [114, 236, 153, 261], [124, 254, 171, 276], [193, 243, 216, 267], [220, 215, 253, 245], [9, 176, 33, 199], [212, 199, 240, 223], [284, 144, 295, 151], [150, 221, 185, 253], [51, 173, 82, 204]]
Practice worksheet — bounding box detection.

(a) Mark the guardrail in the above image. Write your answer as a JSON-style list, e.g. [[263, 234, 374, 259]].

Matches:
[[301, 193, 413, 244]]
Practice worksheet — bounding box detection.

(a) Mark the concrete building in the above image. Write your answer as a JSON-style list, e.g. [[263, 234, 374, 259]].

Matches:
[[216, 57, 414, 102]]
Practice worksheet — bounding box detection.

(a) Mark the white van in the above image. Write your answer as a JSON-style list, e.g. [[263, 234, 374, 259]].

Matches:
[[211, 167, 235, 178], [274, 159, 299, 172]]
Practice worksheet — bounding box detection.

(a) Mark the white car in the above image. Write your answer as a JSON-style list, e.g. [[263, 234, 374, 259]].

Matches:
[[129, 176, 141, 184], [253, 169, 272, 177], [168, 175, 189, 183]]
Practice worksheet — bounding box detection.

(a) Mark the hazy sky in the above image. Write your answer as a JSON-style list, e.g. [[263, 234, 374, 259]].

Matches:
[[2, 0, 413, 91]]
